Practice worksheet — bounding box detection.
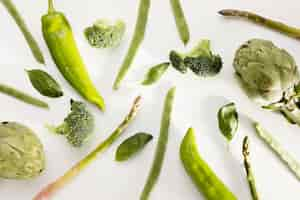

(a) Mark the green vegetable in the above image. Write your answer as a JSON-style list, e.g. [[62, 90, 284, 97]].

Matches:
[[218, 103, 238, 141], [115, 132, 153, 161], [140, 87, 176, 200], [50, 100, 94, 147], [169, 40, 223, 76], [42, 0, 105, 111], [219, 9, 300, 39], [180, 128, 237, 200], [33, 96, 141, 200], [0, 83, 49, 109], [142, 62, 170, 85], [26, 69, 63, 98], [234, 39, 300, 125], [84, 19, 126, 48], [113, 0, 151, 90], [0, 122, 45, 179], [1, 0, 45, 64], [170, 0, 190, 45], [254, 123, 300, 180], [242, 136, 260, 200]]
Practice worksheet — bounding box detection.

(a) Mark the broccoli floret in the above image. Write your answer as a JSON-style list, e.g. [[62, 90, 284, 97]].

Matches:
[[169, 40, 223, 76], [54, 100, 94, 147], [84, 19, 126, 48]]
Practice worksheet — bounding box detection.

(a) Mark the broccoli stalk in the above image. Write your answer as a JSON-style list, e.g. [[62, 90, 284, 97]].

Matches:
[[169, 40, 223, 76], [84, 19, 126, 48], [51, 100, 94, 147]]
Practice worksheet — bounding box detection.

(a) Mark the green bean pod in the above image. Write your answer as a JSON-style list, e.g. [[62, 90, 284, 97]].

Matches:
[[0, 83, 49, 109], [180, 128, 237, 200], [41, 0, 105, 111], [1, 0, 45, 64]]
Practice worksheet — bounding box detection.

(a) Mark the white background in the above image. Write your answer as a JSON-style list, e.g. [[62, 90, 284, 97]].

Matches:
[[0, 0, 299, 199]]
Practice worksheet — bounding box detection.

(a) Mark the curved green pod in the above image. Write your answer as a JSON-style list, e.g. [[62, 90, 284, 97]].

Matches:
[[180, 128, 237, 200], [41, 0, 105, 111]]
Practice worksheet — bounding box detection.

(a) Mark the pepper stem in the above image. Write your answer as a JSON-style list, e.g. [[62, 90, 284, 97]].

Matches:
[[48, 0, 55, 13]]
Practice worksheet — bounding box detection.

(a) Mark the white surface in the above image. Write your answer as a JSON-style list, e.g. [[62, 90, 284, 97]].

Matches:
[[0, 0, 299, 199]]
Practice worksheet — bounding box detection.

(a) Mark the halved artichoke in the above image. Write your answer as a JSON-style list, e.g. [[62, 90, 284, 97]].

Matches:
[[0, 122, 45, 179], [234, 39, 300, 125]]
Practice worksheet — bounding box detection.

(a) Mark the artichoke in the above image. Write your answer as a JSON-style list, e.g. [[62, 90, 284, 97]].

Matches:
[[0, 122, 45, 179], [234, 39, 300, 125]]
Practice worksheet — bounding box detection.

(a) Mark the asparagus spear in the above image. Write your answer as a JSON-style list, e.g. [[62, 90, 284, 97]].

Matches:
[[219, 9, 300, 39], [242, 136, 260, 200], [1, 0, 45, 64], [33, 96, 142, 200], [254, 123, 300, 181]]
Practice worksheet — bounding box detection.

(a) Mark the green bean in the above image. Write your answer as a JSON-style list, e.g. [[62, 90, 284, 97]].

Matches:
[[113, 0, 151, 90], [140, 87, 176, 200], [115, 132, 153, 161], [242, 136, 260, 200], [254, 123, 300, 180], [1, 0, 45, 64], [170, 0, 190, 45], [180, 128, 237, 200], [218, 103, 239, 142], [33, 96, 141, 200], [142, 62, 170, 86], [0, 83, 49, 109]]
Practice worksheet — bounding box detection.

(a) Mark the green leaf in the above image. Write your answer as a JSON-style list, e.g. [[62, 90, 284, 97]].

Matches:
[[218, 103, 238, 141], [142, 62, 170, 85], [115, 132, 153, 161]]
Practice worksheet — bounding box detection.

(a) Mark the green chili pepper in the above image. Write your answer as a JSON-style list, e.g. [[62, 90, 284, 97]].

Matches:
[[41, 0, 105, 111], [0, 83, 49, 109], [140, 87, 176, 200], [180, 128, 237, 200], [1, 0, 45, 64], [254, 123, 300, 180], [142, 62, 170, 86], [113, 0, 151, 90], [218, 103, 238, 142], [115, 132, 153, 162], [26, 69, 63, 98], [170, 0, 190, 45]]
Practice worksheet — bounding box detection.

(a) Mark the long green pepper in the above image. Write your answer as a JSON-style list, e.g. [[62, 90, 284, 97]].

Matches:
[[42, 0, 105, 111], [180, 128, 237, 200], [1, 0, 45, 64]]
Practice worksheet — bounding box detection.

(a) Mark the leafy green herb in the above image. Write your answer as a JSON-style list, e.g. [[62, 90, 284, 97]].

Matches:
[[113, 0, 151, 90], [26, 69, 63, 98], [170, 0, 190, 45], [242, 136, 260, 200], [218, 102, 238, 141], [115, 132, 153, 161], [84, 19, 126, 48], [0, 83, 49, 109], [1, 0, 45, 64], [33, 96, 141, 200], [49, 100, 94, 147], [180, 128, 237, 200], [169, 40, 223, 76], [219, 9, 300, 39], [142, 62, 170, 85], [140, 87, 176, 200], [254, 123, 300, 180]]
